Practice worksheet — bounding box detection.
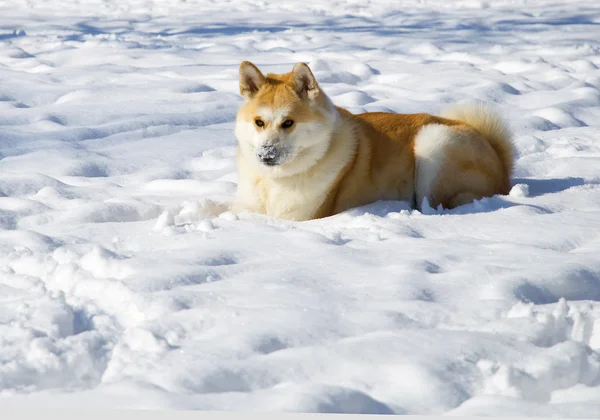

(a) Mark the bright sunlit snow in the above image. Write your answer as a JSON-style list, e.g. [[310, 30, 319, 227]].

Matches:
[[1, 0, 600, 416]]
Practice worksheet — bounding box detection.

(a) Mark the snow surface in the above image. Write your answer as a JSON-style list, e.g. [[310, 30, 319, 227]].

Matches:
[[1, 0, 600, 416]]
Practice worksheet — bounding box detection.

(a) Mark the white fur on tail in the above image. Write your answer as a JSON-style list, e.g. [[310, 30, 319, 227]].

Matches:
[[413, 123, 457, 210], [441, 102, 515, 176]]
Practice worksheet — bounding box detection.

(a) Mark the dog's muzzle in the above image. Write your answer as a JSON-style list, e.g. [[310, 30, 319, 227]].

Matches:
[[257, 145, 282, 166]]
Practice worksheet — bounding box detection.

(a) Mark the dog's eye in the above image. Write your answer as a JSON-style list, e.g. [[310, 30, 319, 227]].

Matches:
[[281, 119, 294, 128], [255, 119, 264, 127]]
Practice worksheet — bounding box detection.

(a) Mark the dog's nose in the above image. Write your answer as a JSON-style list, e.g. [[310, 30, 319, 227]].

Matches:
[[257, 145, 281, 166]]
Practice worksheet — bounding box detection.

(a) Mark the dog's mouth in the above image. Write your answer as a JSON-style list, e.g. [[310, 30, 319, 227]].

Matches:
[[258, 154, 280, 166]]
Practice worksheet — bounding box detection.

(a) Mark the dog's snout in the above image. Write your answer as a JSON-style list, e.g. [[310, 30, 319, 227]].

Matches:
[[257, 145, 281, 166]]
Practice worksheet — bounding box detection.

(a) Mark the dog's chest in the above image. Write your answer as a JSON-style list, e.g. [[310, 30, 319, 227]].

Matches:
[[262, 176, 332, 221]]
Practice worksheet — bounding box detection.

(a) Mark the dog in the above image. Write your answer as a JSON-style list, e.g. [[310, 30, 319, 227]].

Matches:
[[231, 61, 514, 221]]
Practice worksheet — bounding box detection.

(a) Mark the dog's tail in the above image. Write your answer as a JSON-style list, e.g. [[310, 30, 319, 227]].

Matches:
[[441, 102, 515, 191]]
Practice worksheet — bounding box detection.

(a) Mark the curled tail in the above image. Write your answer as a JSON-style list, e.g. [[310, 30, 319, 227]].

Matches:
[[441, 102, 515, 191]]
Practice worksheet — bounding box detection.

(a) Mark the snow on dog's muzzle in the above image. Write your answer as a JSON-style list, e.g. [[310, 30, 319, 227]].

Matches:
[[257, 145, 283, 166]]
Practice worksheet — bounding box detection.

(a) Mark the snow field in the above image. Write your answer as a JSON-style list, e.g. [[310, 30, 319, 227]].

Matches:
[[1, 0, 600, 416]]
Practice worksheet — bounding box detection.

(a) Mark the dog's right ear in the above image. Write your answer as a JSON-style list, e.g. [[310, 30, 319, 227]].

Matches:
[[239, 61, 265, 100]]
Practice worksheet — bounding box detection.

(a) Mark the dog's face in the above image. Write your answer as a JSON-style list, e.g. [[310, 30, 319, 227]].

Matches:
[[234, 61, 337, 178]]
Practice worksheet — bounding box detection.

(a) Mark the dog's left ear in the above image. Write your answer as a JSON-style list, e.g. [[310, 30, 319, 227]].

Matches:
[[292, 63, 319, 100]]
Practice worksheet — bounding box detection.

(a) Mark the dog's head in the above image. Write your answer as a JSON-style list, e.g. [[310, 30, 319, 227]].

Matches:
[[234, 61, 338, 178]]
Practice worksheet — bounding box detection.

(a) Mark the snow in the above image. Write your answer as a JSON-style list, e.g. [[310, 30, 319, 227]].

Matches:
[[1, 0, 600, 416]]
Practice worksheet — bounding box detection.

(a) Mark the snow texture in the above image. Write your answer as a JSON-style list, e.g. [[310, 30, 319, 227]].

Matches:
[[1, 0, 600, 416]]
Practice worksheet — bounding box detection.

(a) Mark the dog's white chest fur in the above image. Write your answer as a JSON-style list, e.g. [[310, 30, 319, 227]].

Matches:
[[234, 153, 344, 221], [264, 178, 325, 221]]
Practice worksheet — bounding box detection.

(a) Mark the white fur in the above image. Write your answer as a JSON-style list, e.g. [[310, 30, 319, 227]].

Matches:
[[441, 102, 511, 148], [413, 123, 457, 210], [441, 102, 515, 173], [263, 169, 335, 220]]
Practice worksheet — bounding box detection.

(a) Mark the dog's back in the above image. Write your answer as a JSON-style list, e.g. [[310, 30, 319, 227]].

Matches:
[[329, 104, 514, 215]]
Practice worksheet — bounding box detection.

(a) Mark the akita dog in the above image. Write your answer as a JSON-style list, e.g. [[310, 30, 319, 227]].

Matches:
[[232, 61, 514, 221]]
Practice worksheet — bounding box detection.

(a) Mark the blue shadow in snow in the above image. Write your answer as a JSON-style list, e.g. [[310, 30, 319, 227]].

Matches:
[[334, 175, 592, 219], [515, 267, 600, 305], [45, 7, 600, 46], [0, 30, 26, 40], [513, 177, 587, 198]]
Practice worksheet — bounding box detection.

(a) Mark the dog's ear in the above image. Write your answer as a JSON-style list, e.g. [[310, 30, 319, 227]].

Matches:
[[239, 61, 266, 99], [292, 62, 319, 100]]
